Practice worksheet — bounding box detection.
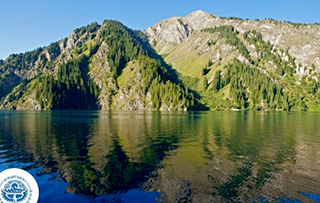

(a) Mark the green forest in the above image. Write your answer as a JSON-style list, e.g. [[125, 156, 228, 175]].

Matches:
[[0, 21, 194, 110], [0, 21, 320, 111]]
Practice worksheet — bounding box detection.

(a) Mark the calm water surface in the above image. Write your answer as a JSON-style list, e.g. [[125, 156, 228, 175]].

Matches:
[[0, 111, 319, 203]]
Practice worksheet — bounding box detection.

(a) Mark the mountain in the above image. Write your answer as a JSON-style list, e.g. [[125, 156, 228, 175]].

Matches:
[[145, 10, 320, 111], [1, 11, 320, 111], [0, 21, 195, 110]]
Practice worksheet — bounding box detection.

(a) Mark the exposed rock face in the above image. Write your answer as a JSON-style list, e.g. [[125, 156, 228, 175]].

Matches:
[[145, 10, 320, 70], [88, 42, 117, 110], [145, 17, 190, 53], [184, 10, 218, 30], [113, 71, 149, 111]]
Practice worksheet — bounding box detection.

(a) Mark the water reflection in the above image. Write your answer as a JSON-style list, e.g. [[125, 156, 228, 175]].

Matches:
[[0, 111, 319, 202]]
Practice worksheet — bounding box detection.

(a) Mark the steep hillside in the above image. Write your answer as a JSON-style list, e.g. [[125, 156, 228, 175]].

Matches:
[[145, 10, 320, 111], [0, 21, 195, 110], [1, 11, 320, 111]]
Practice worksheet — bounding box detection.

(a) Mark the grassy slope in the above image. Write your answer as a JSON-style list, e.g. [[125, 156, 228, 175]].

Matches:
[[155, 29, 320, 111]]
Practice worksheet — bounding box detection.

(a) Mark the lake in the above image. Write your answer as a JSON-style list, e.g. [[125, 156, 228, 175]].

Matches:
[[0, 111, 319, 202]]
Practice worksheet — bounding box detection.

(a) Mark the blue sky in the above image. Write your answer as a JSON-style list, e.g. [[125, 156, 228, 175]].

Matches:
[[0, 0, 319, 59]]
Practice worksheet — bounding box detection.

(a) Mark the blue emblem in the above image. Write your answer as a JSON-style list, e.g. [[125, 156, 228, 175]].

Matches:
[[1, 180, 28, 202]]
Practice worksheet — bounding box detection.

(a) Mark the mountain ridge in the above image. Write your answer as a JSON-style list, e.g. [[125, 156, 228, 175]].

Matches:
[[146, 10, 320, 69], [1, 11, 319, 111]]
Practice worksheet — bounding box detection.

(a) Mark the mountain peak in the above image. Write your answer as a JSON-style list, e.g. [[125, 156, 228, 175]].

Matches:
[[184, 10, 216, 30], [186, 10, 211, 17]]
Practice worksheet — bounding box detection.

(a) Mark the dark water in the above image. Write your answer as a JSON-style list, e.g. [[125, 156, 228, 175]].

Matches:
[[0, 111, 319, 203]]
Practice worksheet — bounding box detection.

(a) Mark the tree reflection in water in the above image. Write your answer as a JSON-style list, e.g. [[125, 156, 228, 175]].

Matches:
[[0, 111, 319, 202]]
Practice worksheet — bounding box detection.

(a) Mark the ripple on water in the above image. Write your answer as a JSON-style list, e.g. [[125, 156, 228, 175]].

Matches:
[[0, 111, 319, 202]]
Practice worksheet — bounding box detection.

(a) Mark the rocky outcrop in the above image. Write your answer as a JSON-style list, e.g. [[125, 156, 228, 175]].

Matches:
[[145, 17, 190, 53], [88, 42, 117, 110], [145, 10, 320, 70]]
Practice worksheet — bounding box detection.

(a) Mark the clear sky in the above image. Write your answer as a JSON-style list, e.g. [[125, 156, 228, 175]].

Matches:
[[0, 0, 319, 59]]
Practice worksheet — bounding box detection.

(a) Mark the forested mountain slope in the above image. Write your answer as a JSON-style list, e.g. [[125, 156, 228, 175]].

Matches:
[[0, 21, 194, 110], [145, 10, 320, 111], [1, 10, 320, 111]]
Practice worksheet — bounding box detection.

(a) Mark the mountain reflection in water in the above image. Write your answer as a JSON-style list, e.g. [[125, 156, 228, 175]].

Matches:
[[0, 111, 319, 202]]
